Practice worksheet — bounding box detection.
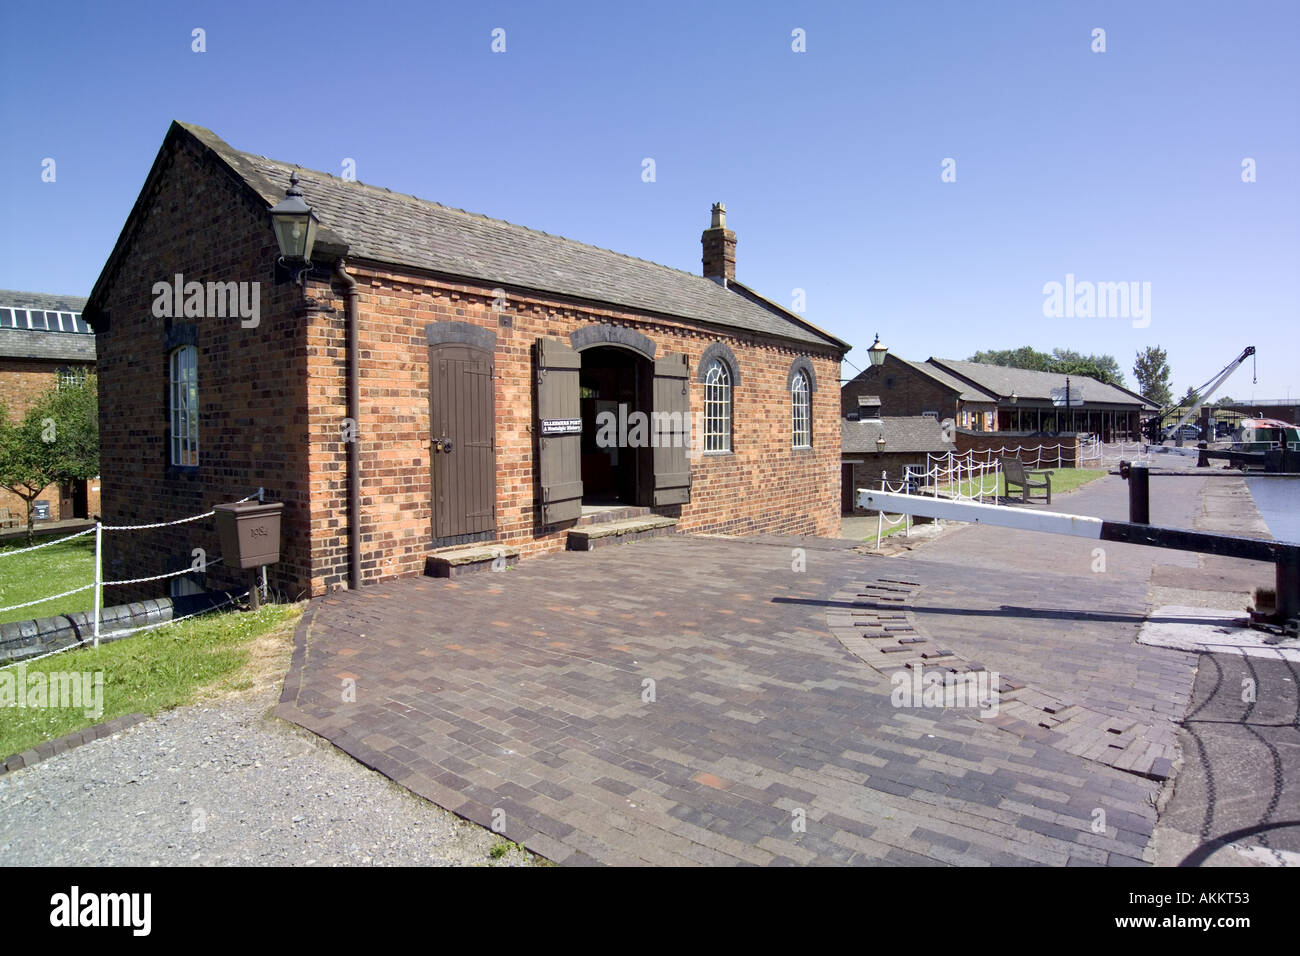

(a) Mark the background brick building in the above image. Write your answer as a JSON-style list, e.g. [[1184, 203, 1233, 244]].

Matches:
[[843, 352, 1152, 440], [0, 290, 100, 528], [85, 122, 849, 603]]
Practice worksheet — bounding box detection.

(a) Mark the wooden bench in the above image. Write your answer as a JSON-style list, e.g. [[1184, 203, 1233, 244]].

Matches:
[[999, 457, 1053, 504], [0, 507, 19, 529]]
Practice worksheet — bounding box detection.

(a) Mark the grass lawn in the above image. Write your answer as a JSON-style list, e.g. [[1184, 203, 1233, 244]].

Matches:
[[0, 602, 303, 759], [923, 467, 1108, 501], [0, 533, 97, 626]]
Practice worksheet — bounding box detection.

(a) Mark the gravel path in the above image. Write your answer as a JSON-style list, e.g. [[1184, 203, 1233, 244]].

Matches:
[[0, 689, 539, 866]]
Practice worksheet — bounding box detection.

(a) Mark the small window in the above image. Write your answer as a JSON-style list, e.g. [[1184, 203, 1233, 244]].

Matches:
[[57, 366, 86, 390], [922, 410, 939, 420], [0, 308, 12, 327], [703, 358, 732, 452], [169, 345, 199, 466], [74, 315, 91, 334], [28, 310, 48, 330], [170, 575, 204, 598], [792, 371, 812, 448]]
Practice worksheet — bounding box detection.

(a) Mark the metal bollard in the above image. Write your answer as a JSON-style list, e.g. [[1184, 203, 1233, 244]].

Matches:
[[1119, 459, 1150, 524]]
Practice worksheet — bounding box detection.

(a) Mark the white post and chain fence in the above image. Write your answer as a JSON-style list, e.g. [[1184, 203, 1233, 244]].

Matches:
[[0, 489, 263, 662]]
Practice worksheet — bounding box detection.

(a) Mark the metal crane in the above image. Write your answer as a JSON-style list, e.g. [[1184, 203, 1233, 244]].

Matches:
[[1159, 346, 1256, 445]]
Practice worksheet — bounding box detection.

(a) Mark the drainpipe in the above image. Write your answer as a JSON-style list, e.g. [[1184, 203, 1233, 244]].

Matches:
[[335, 260, 361, 590]]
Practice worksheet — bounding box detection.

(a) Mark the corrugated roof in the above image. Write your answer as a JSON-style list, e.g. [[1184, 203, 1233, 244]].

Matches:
[[842, 416, 954, 454], [927, 358, 1152, 408], [169, 123, 848, 351]]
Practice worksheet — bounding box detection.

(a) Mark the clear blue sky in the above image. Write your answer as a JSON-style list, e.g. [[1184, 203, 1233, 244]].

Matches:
[[2, 0, 1296, 401]]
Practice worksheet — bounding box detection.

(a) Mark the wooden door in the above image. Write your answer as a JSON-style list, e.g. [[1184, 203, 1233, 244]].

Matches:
[[535, 338, 584, 524], [652, 352, 692, 505], [429, 343, 495, 539]]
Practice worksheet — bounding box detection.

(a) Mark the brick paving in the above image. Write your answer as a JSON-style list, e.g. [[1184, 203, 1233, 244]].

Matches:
[[278, 531, 1190, 866]]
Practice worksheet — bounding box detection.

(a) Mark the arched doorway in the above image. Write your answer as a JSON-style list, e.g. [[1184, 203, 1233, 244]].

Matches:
[[578, 345, 652, 507], [534, 328, 692, 524]]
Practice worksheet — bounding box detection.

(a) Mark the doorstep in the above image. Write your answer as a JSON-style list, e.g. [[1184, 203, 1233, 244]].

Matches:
[[424, 543, 520, 578], [565, 515, 678, 551]]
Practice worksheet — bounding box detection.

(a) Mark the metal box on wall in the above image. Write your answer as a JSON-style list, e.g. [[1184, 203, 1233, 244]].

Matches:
[[213, 501, 284, 569]]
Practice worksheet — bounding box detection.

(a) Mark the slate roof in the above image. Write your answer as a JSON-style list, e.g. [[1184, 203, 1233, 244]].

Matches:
[[927, 358, 1153, 408], [900, 358, 998, 403], [147, 123, 848, 351], [0, 290, 88, 313], [0, 328, 96, 362], [842, 416, 954, 455], [0, 290, 94, 361]]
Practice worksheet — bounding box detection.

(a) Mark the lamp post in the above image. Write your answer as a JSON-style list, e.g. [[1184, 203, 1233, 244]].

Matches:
[[268, 171, 320, 285], [867, 333, 888, 367]]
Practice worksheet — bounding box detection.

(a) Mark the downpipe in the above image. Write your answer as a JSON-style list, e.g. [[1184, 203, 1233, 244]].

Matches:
[[335, 260, 362, 590]]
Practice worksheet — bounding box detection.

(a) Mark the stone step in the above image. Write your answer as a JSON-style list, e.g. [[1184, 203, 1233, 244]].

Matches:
[[566, 516, 678, 551], [424, 543, 520, 578], [574, 505, 653, 527]]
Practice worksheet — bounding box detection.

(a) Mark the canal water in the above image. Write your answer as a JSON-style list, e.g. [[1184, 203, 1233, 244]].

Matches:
[[1246, 477, 1300, 543]]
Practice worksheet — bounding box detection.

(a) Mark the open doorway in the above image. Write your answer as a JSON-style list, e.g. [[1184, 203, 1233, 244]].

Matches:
[[578, 345, 651, 508]]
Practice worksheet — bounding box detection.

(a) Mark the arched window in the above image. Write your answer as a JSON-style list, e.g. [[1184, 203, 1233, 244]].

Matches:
[[703, 359, 732, 452], [792, 371, 811, 448], [169, 345, 199, 466]]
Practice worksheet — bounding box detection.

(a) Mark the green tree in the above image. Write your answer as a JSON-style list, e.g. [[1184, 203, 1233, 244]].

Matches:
[[967, 345, 1125, 386], [1050, 349, 1125, 387], [1132, 346, 1173, 407], [968, 346, 1055, 371], [0, 375, 99, 543]]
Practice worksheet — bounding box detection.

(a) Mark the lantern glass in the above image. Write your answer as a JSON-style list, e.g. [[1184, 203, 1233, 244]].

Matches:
[[867, 333, 888, 367], [268, 176, 320, 264]]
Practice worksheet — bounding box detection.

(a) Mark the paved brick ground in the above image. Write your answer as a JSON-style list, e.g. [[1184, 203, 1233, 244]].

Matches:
[[278, 532, 1189, 866]]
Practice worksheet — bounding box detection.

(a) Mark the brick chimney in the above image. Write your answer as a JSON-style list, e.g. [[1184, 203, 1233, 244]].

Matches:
[[701, 202, 736, 283]]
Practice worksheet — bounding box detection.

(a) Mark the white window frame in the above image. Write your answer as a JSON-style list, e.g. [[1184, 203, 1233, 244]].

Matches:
[[703, 358, 732, 453], [57, 366, 86, 390], [169, 345, 199, 466], [792, 371, 812, 448]]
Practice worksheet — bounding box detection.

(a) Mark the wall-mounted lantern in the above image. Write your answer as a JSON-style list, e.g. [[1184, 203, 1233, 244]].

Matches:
[[876, 433, 887, 454], [867, 333, 888, 367], [268, 172, 320, 285]]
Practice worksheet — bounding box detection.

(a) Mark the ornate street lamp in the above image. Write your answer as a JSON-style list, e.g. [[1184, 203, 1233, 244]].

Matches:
[[268, 171, 320, 284], [876, 433, 887, 454], [867, 333, 888, 367]]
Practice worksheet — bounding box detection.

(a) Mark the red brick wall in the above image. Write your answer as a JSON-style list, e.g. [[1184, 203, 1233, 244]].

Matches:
[[842, 355, 959, 422], [92, 135, 312, 602], [302, 268, 843, 592], [954, 430, 1082, 468], [0, 358, 98, 525]]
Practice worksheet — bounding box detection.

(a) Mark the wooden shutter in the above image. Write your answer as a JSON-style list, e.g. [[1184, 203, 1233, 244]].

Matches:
[[535, 337, 583, 524], [652, 351, 692, 505]]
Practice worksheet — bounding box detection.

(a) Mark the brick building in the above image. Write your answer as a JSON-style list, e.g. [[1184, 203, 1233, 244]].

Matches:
[[842, 353, 1152, 440], [84, 122, 849, 602], [0, 290, 100, 527], [842, 353, 998, 431]]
